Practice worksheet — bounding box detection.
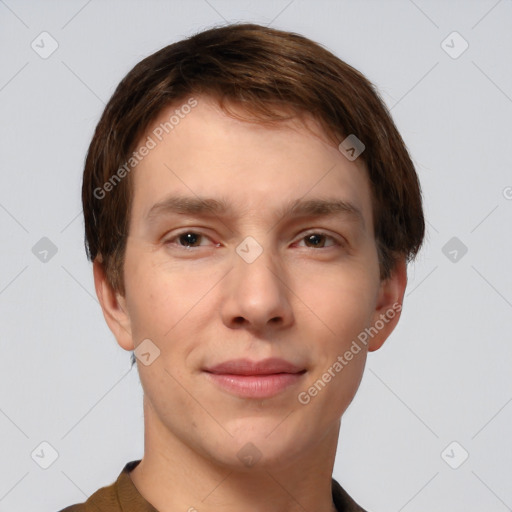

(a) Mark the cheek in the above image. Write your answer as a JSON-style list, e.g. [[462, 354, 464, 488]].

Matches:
[[293, 262, 376, 414], [295, 264, 377, 343], [124, 248, 213, 338], [123, 251, 229, 384]]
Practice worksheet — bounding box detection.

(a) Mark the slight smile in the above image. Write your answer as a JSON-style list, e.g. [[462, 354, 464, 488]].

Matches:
[[203, 358, 307, 399]]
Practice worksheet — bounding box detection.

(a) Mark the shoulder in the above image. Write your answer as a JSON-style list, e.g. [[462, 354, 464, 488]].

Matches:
[[57, 460, 142, 512], [57, 479, 119, 512], [332, 477, 369, 512]]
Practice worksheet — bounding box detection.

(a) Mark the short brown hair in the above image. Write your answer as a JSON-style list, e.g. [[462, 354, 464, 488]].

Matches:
[[82, 22, 425, 296]]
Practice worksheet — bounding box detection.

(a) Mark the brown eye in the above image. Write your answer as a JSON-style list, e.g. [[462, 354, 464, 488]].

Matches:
[[298, 232, 337, 249], [177, 232, 203, 247], [304, 234, 327, 247]]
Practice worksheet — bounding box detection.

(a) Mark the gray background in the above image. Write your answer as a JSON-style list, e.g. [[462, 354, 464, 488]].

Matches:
[[1, 0, 511, 511]]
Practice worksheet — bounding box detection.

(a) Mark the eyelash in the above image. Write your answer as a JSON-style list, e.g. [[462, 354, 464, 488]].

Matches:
[[163, 230, 344, 250]]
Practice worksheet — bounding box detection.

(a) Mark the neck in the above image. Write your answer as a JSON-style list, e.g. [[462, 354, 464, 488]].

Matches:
[[129, 397, 341, 512]]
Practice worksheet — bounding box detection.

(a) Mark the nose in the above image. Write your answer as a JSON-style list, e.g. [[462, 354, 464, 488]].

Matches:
[[220, 241, 294, 334]]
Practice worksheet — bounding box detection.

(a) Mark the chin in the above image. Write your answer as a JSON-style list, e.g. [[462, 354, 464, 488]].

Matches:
[[208, 418, 316, 470], [207, 442, 306, 473]]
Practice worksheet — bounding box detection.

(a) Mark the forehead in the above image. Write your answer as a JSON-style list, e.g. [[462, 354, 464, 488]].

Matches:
[[129, 95, 374, 233]]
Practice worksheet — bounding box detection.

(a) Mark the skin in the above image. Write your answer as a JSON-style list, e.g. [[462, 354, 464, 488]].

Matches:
[[94, 95, 407, 512]]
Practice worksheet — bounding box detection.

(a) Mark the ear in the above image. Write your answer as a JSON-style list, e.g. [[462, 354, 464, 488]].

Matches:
[[93, 258, 134, 351], [367, 257, 408, 352]]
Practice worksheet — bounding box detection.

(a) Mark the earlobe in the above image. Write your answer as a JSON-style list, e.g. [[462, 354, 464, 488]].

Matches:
[[368, 258, 408, 352], [92, 258, 134, 351]]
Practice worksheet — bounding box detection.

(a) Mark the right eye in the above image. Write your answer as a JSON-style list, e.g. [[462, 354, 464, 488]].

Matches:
[[164, 231, 213, 249]]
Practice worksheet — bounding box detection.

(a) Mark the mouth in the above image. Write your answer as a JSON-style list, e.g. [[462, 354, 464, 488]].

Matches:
[[203, 358, 307, 399]]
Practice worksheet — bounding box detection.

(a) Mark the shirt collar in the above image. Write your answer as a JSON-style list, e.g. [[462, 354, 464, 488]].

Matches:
[[118, 459, 367, 512]]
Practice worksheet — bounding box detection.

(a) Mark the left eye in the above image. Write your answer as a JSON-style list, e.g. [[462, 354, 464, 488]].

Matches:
[[296, 233, 338, 248]]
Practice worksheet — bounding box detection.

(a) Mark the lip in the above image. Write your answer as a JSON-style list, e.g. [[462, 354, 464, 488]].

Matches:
[[203, 358, 306, 399]]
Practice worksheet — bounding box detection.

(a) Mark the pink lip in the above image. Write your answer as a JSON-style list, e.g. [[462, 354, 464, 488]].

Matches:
[[203, 358, 306, 398]]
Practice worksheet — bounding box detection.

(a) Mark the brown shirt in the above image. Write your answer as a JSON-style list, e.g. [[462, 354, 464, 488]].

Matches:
[[59, 460, 368, 512]]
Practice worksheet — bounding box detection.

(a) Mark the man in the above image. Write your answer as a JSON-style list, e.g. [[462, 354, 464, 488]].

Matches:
[[61, 22, 424, 512]]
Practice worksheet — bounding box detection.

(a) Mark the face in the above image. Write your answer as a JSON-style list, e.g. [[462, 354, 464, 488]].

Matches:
[[97, 95, 405, 471]]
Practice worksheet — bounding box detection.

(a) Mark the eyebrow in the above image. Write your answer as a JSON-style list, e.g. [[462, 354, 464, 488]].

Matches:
[[145, 195, 365, 229]]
